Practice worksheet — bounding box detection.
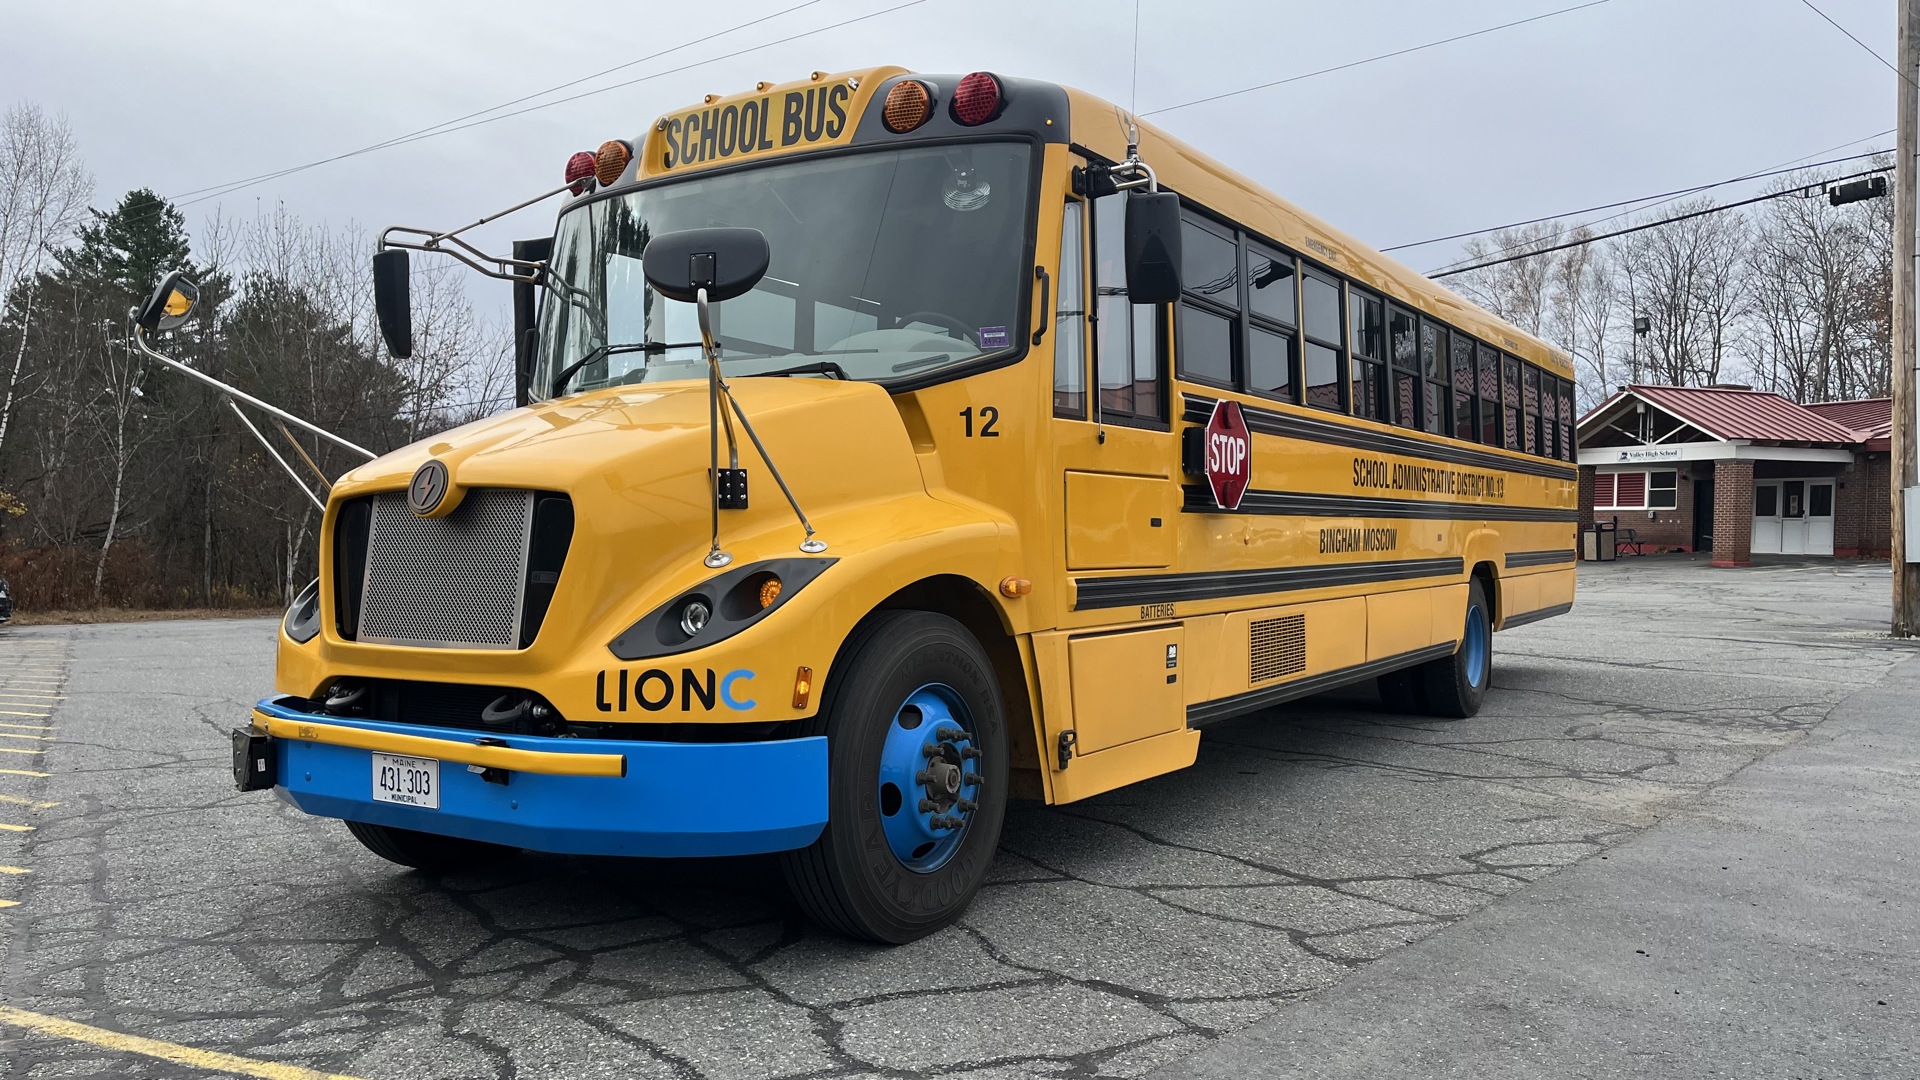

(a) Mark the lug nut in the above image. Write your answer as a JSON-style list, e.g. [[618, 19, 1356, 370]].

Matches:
[[918, 798, 937, 813], [962, 773, 983, 786], [935, 727, 965, 743], [955, 798, 978, 812], [960, 746, 982, 759]]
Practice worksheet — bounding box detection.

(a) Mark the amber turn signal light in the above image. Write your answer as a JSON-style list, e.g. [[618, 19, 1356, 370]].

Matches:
[[594, 140, 632, 187], [792, 666, 814, 709], [758, 576, 783, 609], [883, 80, 933, 133], [999, 576, 1032, 598]]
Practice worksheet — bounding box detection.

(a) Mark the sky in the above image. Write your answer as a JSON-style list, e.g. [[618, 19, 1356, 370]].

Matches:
[[0, 0, 1896, 306]]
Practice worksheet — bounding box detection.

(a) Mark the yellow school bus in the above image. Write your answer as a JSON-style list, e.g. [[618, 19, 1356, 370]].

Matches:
[[226, 66, 1576, 943]]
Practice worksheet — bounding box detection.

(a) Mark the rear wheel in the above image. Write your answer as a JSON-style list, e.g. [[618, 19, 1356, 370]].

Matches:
[[344, 820, 518, 872], [1418, 579, 1493, 718], [779, 610, 1009, 943]]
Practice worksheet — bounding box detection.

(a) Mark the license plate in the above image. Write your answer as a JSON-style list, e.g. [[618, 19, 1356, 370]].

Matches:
[[371, 753, 439, 809]]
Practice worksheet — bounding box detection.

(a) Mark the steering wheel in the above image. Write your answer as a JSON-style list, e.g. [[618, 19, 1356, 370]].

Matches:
[[895, 310, 977, 346]]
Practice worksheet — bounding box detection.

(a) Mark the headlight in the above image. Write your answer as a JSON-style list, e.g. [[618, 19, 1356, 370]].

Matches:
[[607, 557, 835, 662], [283, 578, 321, 643]]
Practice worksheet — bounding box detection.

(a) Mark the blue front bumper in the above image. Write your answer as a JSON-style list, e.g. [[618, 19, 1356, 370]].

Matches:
[[256, 699, 827, 858]]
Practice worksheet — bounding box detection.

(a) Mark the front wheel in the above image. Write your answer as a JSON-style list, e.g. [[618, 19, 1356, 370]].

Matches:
[[779, 610, 1009, 943], [1419, 579, 1493, 718]]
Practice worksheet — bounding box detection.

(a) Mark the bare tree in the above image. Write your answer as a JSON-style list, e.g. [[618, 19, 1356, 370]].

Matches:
[[0, 104, 91, 459], [1614, 198, 1750, 387]]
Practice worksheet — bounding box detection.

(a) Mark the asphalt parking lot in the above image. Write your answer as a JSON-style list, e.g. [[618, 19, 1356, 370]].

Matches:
[[0, 556, 1909, 1079]]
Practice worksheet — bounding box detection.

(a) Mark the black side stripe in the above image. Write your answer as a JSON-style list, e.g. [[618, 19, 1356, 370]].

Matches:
[[1184, 486, 1579, 523], [1499, 602, 1573, 629], [1074, 556, 1464, 611], [1188, 642, 1458, 727], [1505, 549, 1577, 568], [1182, 394, 1578, 482]]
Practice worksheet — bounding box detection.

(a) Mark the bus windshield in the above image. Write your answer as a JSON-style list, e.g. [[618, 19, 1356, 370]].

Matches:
[[533, 142, 1034, 398]]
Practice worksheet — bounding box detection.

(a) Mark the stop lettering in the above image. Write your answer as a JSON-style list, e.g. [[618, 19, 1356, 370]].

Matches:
[[1204, 399, 1252, 510]]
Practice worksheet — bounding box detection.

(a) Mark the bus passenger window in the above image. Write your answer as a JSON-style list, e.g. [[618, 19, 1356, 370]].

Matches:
[[1177, 215, 1238, 388], [1349, 289, 1385, 420], [1419, 321, 1448, 435], [1247, 245, 1297, 325], [1501, 354, 1522, 452], [1523, 365, 1541, 456], [1301, 272, 1344, 411], [1248, 326, 1293, 399], [1093, 192, 1162, 422], [1477, 344, 1501, 446], [1559, 380, 1577, 460], [1389, 305, 1420, 430], [1450, 332, 1477, 442], [1053, 202, 1087, 418]]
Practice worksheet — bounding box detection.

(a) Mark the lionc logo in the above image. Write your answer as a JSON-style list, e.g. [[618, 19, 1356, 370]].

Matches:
[[407, 459, 449, 516]]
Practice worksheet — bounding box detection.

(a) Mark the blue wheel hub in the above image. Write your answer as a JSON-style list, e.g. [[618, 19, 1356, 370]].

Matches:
[[1464, 604, 1490, 689], [876, 684, 982, 873]]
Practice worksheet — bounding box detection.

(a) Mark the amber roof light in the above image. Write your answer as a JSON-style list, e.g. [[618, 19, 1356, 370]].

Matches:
[[594, 140, 632, 187], [883, 80, 934, 133]]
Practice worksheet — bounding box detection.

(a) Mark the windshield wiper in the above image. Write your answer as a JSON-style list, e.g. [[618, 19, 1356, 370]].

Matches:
[[751, 361, 850, 380], [888, 353, 952, 373], [550, 341, 701, 397]]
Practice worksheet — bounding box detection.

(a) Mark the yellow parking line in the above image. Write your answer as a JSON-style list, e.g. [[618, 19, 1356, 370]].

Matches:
[[0, 1006, 366, 1080], [0, 747, 44, 755], [0, 733, 50, 742], [0, 900, 18, 909], [0, 711, 50, 718], [0, 723, 51, 731], [0, 768, 49, 777], [0, 794, 55, 809], [0, 823, 33, 833], [0, 865, 28, 874]]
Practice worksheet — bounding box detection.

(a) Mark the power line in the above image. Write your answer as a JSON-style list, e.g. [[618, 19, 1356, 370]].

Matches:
[[1794, 0, 1911, 89], [1139, 0, 1617, 117], [168, 0, 831, 206], [1428, 164, 1892, 278], [1422, 126, 1895, 274], [1383, 144, 1893, 252]]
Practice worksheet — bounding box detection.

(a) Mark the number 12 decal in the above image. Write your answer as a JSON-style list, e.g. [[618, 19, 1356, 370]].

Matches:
[[960, 406, 1001, 437]]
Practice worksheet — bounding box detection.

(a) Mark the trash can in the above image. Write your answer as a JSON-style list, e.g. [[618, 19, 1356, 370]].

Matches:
[[1581, 522, 1617, 562]]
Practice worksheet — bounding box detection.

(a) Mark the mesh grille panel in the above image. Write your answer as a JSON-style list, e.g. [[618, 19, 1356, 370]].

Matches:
[[358, 489, 534, 649], [1250, 614, 1307, 684]]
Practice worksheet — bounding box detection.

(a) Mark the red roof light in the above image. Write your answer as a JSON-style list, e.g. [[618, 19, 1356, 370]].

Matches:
[[565, 151, 597, 194], [951, 72, 1005, 126]]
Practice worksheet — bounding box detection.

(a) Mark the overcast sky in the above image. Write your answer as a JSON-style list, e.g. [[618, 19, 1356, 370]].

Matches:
[[2, 0, 1894, 297]]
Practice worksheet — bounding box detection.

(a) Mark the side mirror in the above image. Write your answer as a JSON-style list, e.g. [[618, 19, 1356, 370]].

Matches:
[[372, 249, 413, 359], [641, 228, 770, 303], [1124, 191, 1182, 305], [136, 271, 199, 332]]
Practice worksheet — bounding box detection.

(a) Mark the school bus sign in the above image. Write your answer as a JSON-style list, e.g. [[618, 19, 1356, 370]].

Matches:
[[1204, 399, 1252, 510]]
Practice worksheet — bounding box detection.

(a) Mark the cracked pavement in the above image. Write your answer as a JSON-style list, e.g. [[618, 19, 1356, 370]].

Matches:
[[0, 556, 1906, 1078]]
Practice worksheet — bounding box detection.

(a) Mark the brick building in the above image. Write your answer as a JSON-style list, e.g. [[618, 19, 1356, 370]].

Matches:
[[1576, 386, 1891, 567]]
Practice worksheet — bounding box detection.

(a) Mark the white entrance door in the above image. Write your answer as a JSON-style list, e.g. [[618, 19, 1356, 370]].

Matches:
[[1780, 480, 1809, 554], [1807, 481, 1835, 555], [1752, 483, 1783, 554]]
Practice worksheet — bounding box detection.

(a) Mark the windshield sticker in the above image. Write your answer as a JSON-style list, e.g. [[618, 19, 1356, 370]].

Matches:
[[662, 84, 852, 170], [978, 326, 1009, 350]]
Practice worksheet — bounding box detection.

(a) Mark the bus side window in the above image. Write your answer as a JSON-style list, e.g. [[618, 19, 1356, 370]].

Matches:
[[1418, 319, 1448, 436], [1501, 354, 1522, 452], [1476, 343, 1501, 446], [1559, 379, 1577, 460], [1053, 201, 1088, 418], [1388, 305, 1420, 430], [1349, 289, 1385, 420], [1092, 192, 1163, 424], [1301, 271, 1345, 412], [1449, 332, 1477, 442], [1523, 365, 1542, 456]]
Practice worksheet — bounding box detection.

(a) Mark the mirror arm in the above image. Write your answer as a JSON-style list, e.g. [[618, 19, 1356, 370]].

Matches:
[[131, 326, 377, 461], [224, 399, 327, 513], [378, 228, 544, 284]]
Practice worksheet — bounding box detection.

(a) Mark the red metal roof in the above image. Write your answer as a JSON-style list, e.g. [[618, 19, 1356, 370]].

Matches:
[[1627, 385, 1860, 444], [1805, 397, 1892, 441]]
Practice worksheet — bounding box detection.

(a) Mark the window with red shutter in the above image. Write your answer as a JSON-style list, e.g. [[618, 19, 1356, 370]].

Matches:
[[1614, 472, 1647, 508], [1593, 473, 1617, 509]]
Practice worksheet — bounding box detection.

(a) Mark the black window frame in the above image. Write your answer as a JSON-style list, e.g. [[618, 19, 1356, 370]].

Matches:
[[1051, 197, 1089, 420], [1243, 238, 1301, 405], [1174, 210, 1241, 392], [1299, 266, 1347, 413], [1448, 330, 1478, 443], [1388, 303, 1422, 431], [1348, 286, 1387, 422]]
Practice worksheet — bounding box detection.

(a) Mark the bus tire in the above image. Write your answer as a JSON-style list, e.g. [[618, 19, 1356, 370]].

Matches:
[[1419, 579, 1492, 719], [779, 610, 1009, 944], [344, 820, 518, 872]]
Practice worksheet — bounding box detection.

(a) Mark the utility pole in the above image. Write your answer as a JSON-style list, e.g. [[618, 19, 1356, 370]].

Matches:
[[1895, 0, 1920, 637]]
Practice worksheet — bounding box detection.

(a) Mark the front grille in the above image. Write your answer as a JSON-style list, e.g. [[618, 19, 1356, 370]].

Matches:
[[356, 488, 536, 649], [1250, 614, 1307, 684]]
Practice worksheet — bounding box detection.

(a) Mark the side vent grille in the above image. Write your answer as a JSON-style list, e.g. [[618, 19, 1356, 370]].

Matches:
[[1250, 614, 1307, 684]]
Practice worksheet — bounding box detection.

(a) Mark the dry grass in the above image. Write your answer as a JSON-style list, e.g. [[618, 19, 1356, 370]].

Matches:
[[8, 607, 281, 626]]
